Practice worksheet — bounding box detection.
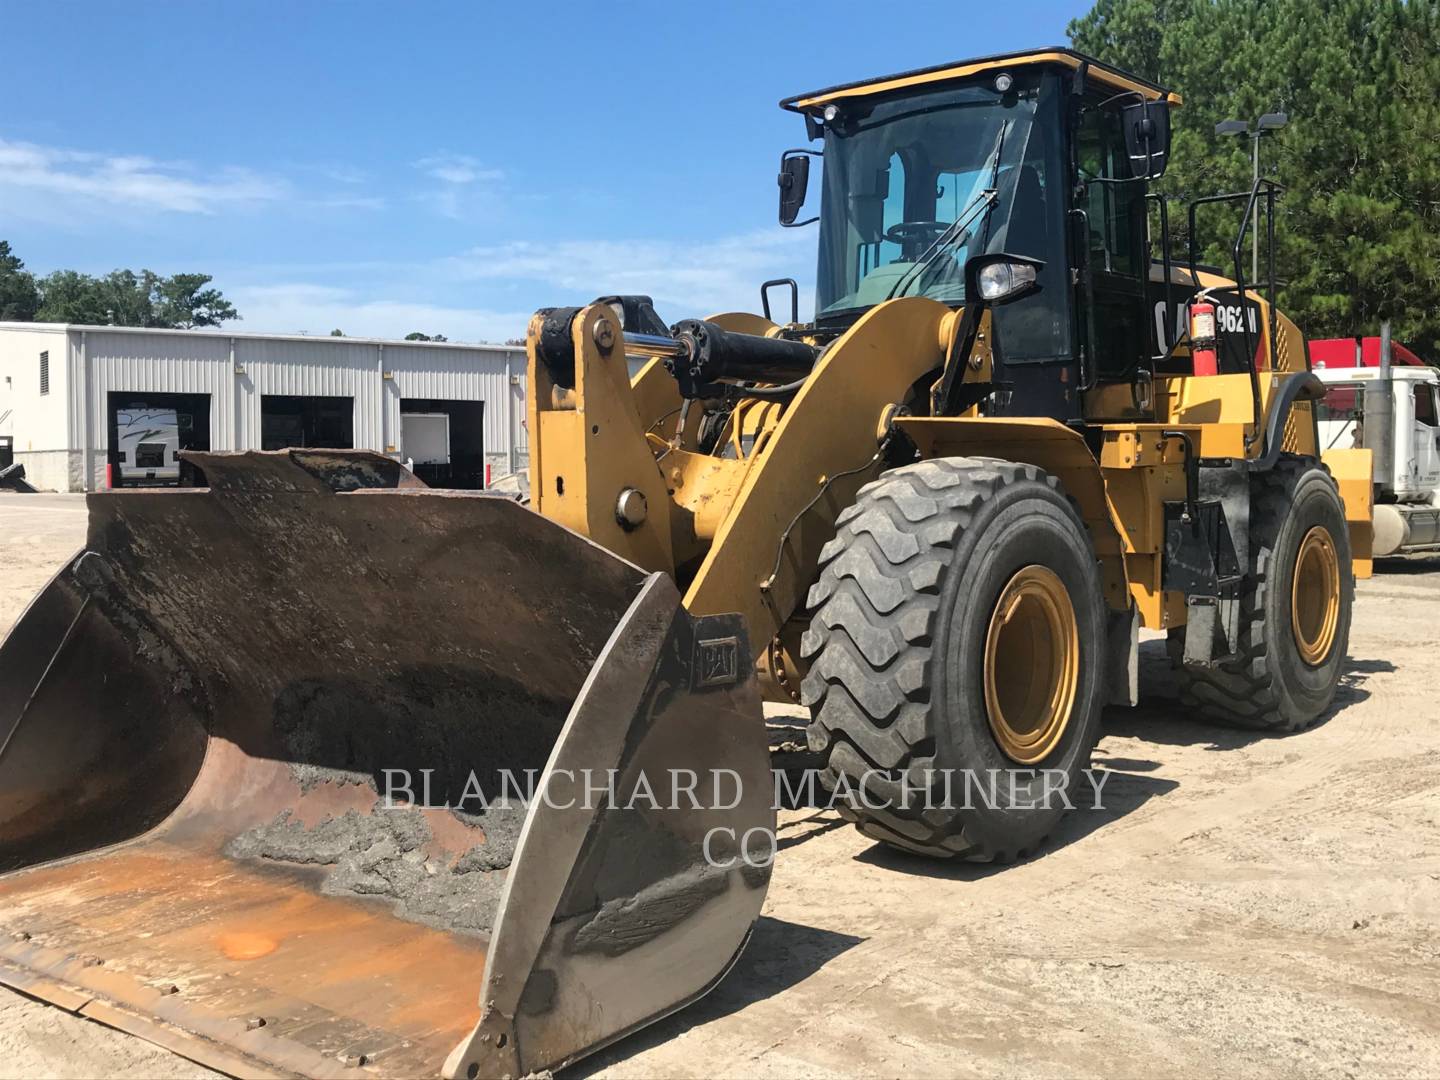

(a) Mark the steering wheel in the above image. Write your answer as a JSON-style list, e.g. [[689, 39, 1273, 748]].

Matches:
[[885, 220, 950, 257]]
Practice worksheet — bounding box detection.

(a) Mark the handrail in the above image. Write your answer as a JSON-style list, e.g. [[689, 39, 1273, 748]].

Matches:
[[1230, 178, 1283, 378], [1069, 207, 1098, 391], [1185, 178, 1285, 451], [1146, 191, 1172, 357]]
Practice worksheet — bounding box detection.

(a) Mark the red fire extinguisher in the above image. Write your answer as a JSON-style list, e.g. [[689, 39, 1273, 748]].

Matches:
[[1189, 299, 1219, 376]]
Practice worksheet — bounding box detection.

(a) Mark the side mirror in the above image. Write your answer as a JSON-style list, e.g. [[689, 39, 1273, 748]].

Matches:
[[966, 253, 1045, 307], [1121, 100, 1171, 179], [778, 151, 816, 226]]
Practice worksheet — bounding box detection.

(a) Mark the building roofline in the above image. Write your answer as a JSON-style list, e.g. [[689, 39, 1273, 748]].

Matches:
[[0, 321, 526, 354]]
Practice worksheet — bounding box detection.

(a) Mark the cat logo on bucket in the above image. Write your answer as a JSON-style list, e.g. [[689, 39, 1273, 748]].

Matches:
[[697, 636, 740, 686]]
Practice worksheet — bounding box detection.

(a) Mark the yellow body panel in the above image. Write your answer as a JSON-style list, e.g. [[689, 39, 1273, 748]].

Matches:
[[628, 357, 685, 440], [705, 311, 781, 336], [894, 416, 1195, 628], [1157, 371, 1319, 460], [528, 307, 676, 572], [524, 287, 1363, 688], [1322, 448, 1375, 579], [683, 297, 953, 645], [894, 416, 1132, 613]]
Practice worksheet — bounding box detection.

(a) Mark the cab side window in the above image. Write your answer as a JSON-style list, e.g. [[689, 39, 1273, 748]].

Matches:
[[1074, 99, 1148, 382], [1076, 107, 1143, 276], [1415, 383, 1437, 427]]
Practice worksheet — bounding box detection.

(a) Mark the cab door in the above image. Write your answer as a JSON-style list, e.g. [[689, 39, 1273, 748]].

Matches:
[[1411, 380, 1440, 495], [1073, 100, 1149, 398]]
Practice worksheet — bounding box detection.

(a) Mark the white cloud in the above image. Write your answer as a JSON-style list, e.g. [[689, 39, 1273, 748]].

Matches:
[[0, 137, 285, 215], [410, 153, 508, 218], [447, 228, 816, 318], [224, 223, 816, 341], [227, 282, 532, 343], [308, 193, 387, 211], [413, 153, 504, 185], [318, 164, 369, 185]]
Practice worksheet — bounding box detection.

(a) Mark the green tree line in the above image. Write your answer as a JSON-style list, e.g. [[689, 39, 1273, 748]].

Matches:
[[1069, 0, 1440, 358], [0, 241, 238, 329]]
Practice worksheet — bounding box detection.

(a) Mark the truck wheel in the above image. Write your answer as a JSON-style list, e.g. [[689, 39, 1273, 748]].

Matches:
[[800, 457, 1107, 861], [1169, 456, 1352, 731]]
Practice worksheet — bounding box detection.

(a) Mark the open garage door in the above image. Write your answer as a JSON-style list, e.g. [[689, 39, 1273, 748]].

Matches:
[[261, 395, 354, 451], [401, 398, 485, 488], [107, 391, 211, 488]]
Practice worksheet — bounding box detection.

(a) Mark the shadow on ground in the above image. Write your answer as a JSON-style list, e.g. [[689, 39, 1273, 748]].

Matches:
[[1103, 639, 1393, 752], [564, 915, 864, 1077], [836, 635, 1396, 879], [1372, 555, 1440, 575], [847, 755, 1178, 882]]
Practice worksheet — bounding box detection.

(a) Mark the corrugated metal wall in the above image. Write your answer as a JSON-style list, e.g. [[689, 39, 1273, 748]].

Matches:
[[381, 343, 526, 459], [64, 327, 526, 491], [78, 330, 235, 453], [233, 337, 386, 451]]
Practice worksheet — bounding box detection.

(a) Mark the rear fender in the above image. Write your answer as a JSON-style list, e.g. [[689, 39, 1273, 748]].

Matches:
[[1321, 447, 1374, 578], [894, 416, 1131, 613]]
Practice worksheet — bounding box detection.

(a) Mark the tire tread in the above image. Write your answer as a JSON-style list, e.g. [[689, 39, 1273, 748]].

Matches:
[[802, 456, 1066, 861], [1170, 455, 1351, 732]]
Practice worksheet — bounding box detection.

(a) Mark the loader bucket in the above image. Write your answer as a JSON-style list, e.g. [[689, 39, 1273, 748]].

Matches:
[[0, 449, 773, 1079]]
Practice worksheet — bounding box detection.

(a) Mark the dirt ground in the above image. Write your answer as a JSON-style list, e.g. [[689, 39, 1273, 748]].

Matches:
[[1, 491, 1438, 1079]]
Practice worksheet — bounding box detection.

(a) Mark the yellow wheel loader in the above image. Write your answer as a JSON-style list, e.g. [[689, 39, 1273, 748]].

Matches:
[[0, 47, 1370, 1078]]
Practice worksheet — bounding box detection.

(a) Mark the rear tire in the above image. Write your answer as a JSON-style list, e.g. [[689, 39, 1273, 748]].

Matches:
[[800, 457, 1107, 860], [1169, 456, 1352, 731]]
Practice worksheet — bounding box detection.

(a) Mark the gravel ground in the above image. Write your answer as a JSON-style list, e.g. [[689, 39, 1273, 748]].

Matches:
[[2, 491, 1438, 1078]]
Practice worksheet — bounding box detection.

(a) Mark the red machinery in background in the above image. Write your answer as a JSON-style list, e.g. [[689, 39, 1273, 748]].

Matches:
[[1311, 336, 1428, 369]]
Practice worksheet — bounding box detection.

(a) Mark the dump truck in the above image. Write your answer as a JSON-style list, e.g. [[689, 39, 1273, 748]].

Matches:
[[0, 47, 1370, 1078]]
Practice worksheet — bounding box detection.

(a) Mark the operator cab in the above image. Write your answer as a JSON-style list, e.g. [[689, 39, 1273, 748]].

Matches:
[[780, 48, 1176, 423]]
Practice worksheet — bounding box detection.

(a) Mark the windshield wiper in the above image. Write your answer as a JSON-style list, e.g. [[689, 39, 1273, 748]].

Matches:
[[886, 120, 1010, 302], [884, 187, 998, 301]]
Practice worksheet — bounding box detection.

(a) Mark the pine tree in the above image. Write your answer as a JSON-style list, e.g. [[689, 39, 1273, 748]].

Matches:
[[1070, 0, 1440, 358]]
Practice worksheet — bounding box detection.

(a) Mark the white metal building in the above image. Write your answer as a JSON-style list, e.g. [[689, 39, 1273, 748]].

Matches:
[[0, 322, 527, 493]]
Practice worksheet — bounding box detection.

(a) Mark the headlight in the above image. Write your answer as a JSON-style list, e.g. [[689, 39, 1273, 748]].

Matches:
[[976, 260, 1039, 302]]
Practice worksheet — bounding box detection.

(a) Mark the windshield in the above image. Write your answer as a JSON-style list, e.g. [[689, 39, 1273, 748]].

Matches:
[[815, 72, 1053, 318]]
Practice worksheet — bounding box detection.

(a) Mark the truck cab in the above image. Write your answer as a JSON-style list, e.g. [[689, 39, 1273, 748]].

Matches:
[[1316, 364, 1440, 554]]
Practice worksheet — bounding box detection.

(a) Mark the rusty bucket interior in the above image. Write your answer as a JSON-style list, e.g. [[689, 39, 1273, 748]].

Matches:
[[0, 450, 773, 1078]]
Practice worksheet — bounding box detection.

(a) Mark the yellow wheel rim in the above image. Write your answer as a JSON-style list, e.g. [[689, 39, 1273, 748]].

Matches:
[[1292, 525, 1341, 666], [983, 565, 1079, 765]]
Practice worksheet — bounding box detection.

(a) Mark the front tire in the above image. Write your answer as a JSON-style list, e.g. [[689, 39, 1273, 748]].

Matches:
[[800, 457, 1107, 861], [1170, 456, 1353, 731]]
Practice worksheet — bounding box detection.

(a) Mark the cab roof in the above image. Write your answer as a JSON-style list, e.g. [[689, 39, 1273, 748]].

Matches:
[[781, 46, 1179, 113]]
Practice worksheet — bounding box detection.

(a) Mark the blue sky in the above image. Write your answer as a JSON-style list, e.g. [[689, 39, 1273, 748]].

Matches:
[[2, 0, 1090, 341]]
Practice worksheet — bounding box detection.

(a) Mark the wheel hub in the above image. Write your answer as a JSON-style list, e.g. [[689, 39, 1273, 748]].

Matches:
[[1292, 525, 1340, 666], [983, 565, 1079, 765]]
